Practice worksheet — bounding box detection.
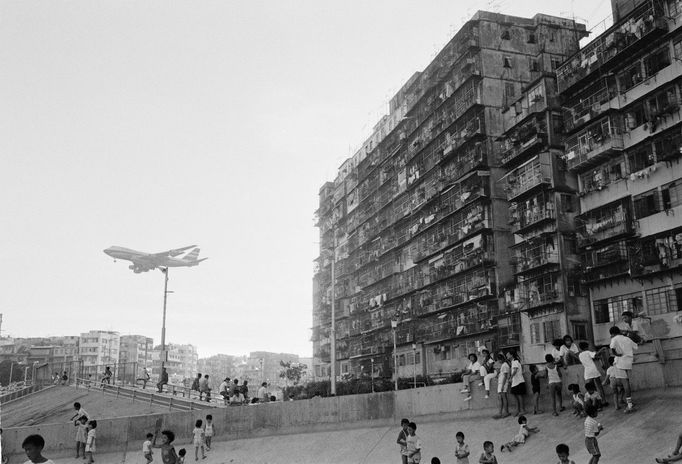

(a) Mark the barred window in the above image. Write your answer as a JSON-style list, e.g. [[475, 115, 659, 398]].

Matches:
[[593, 291, 642, 324], [645, 286, 678, 316], [543, 319, 561, 343], [633, 189, 661, 219], [572, 322, 588, 341], [530, 322, 543, 344]]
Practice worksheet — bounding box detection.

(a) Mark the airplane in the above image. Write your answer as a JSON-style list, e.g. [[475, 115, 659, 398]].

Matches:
[[103, 245, 208, 273]]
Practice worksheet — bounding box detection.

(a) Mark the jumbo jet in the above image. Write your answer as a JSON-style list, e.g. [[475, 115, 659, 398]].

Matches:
[[103, 245, 207, 273]]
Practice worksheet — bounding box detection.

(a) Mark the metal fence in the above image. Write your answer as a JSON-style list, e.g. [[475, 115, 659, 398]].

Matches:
[[33, 361, 141, 386]]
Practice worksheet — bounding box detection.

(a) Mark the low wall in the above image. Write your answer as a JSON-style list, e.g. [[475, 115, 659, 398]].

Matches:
[[5, 350, 680, 462]]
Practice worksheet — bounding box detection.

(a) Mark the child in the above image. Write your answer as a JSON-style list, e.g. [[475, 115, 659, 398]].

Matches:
[[177, 449, 186, 464], [656, 431, 682, 463], [70, 402, 89, 424], [603, 356, 625, 410], [85, 420, 97, 464], [584, 405, 603, 464], [75, 416, 88, 459], [584, 382, 603, 410], [455, 431, 470, 464], [545, 354, 564, 416], [203, 415, 214, 451], [555, 443, 576, 464], [529, 364, 543, 414], [567, 384, 585, 417], [22, 434, 55, 464], [192, 419, 206, 461], [405, 422, 422, 464], [500, 415, 538, 452], [143, 433, 154, 463], [479, 441, 498, 464], [153, 430, 178, 464], [578, 341, 608, 406], [494, 353, 510, 419], [397, 418, 410, 464]]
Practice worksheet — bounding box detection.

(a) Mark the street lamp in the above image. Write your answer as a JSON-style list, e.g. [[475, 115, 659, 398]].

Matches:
[[391, 319, 398, 391], [160, 268, 173, 371], [412, 343, 417, 389], [370, 358, 374, 393]]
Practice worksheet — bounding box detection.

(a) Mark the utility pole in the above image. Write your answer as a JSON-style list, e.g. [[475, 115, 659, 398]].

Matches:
[[161, 268, 169, 371]]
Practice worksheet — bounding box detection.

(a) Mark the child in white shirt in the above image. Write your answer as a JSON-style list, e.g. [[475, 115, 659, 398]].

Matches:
[[143, 433, 154, 463]]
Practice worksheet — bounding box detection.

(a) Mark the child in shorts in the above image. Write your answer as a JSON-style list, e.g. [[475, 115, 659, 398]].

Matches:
[[603, 356, 625, 409], [529, 364, 543, 414], [192, 420, 206, 461], [545, 354, 564, 416], [568, 384, 585, 417], [75, 416, 88, 459], [405, 422, 422, 464], [584, 405, 603, 464], [85, 420, 97, 464], [203, 415, 214, 451], [143, 433, 154, 463]]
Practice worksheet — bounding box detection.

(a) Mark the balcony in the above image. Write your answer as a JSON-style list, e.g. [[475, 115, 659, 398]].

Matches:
[[576, 200, 635, 248], [582, 242, 630, 283], [505, 155, 552, 201], [557, 2, 667, 93], [512, 240, 560, 275], [563, 83, 618, 133], [565, 116, 624, 172], [500, 120, 548, 167], [630, 232, 682, 277], [511, 204, 556, 235]]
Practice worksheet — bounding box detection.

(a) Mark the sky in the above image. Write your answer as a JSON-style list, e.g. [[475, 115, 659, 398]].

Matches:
[[0, 0, 612, 358]]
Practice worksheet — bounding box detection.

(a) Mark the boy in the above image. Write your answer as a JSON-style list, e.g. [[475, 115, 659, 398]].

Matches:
[[397, 418, 410, 464], [545, 354, 564, 416], [405, 422, 422, 464], [603, 356, 625, 409], [555, 443, 576, 464], [70, 402, 89, 424], [203, 415, 214, 451], [455, 431, 470, 464], [153, 430, 178, 464], [578, 341, 608, 406], [584, 405, 603, 464], [568, 384, 585, 417], [584, 382, 603, 410], [479, 441, 498, 464], [500, 415, 538, 452], [609, 326, 637, 412], [143, 433, 154, 463], [22, 434, 55, 464]]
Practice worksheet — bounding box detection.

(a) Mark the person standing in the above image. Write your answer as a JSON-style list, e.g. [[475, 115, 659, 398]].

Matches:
[[157, 368, 169, 393], [257, 382, 269, 403], [191, 373, 201, 395], [609, 326, 637, 413], [396, 418, 409, 464], [494, 353, 510, 419], [198, 375, 210, 401], [507, 351, 527, 417], [219, 377, 230, 405]]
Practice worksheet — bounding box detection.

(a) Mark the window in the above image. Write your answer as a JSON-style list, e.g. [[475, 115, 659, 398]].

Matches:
[[503, 56, 512, 68], [527, 33, 536, 44], [572, 322, 588, 341], [633, 188, 661, 219], [505, 83, 515, 102], [627, 144, 655, 172], [501, 30, 510, 40], [645, 286, 677, 316], [527, 84, 544, 105], [543, 319, 561, 343], [551, 57, 562, 71], [625, 102, 647, 130], [559, 193, 575, 213], [675, 38, 682, 60], [593, 292, 642, 324], [670, 0, 682, 17], [415, 351, 421, 364], [618, 62, 644, 92], [398, 354, 405, 366], [530, 322, 542, 344], [644, 47, 671, 77]]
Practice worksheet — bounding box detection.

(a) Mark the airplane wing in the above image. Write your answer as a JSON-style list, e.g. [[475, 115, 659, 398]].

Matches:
[[150, 245, 197, 258]]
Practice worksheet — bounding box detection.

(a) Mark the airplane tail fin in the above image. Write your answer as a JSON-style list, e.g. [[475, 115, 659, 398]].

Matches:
[[183, 248, 201, 262]]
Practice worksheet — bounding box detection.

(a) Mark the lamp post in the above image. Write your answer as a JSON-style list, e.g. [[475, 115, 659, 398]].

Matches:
[[160, 268, 171, 371], [370, 358, 374, 393], [391, 319, 398, 391], [412, 343, 417, 389]]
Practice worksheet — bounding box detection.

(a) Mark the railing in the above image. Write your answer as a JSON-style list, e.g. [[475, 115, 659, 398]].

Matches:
[[506, 157, 552, 200], [557, 2, 667, 92], [563, 84, 618, 132], [565, 116, 624, 172], [511, 206, 556, 234], [576, 202, 634, 248], [513, 246, 559, 274], [0, 383, 46, 403]]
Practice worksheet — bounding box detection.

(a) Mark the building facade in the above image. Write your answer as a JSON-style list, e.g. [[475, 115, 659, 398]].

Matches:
[[313, 11, 586, 380], [78, 330, 120, 367], [558, 0, 682, 348], [151, 343, 198, 380], [119, 335, 154, 368]]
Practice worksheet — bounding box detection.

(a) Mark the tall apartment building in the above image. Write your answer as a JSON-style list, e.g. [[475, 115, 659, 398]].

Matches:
[[78, 330, 120, 367], [558, 0, 682, 349], [500, 74, 590, 364], [313, 11, 585, 380], [119, 335, 154, 368], [151, 343, 198, 379]]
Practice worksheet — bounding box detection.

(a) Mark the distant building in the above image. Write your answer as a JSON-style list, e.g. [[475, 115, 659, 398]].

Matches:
[[197, 354, 238, 390], [78, 330, 120, 367], [120, 335, 154, 368], [243, 351, 299, 387], [151, 343, 198, 380]]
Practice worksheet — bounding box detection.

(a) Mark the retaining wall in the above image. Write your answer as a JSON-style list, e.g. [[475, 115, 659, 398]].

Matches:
[[5, 351, 680, 462]]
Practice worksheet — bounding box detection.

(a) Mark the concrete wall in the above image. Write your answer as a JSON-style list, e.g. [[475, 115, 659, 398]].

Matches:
[[6, 355, 680, 462]]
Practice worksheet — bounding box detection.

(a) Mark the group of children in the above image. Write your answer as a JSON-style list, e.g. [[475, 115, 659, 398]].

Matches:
[[70, 402, 96, 463], [141, 415, 215, 464], [396, 413, 599, 464]]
